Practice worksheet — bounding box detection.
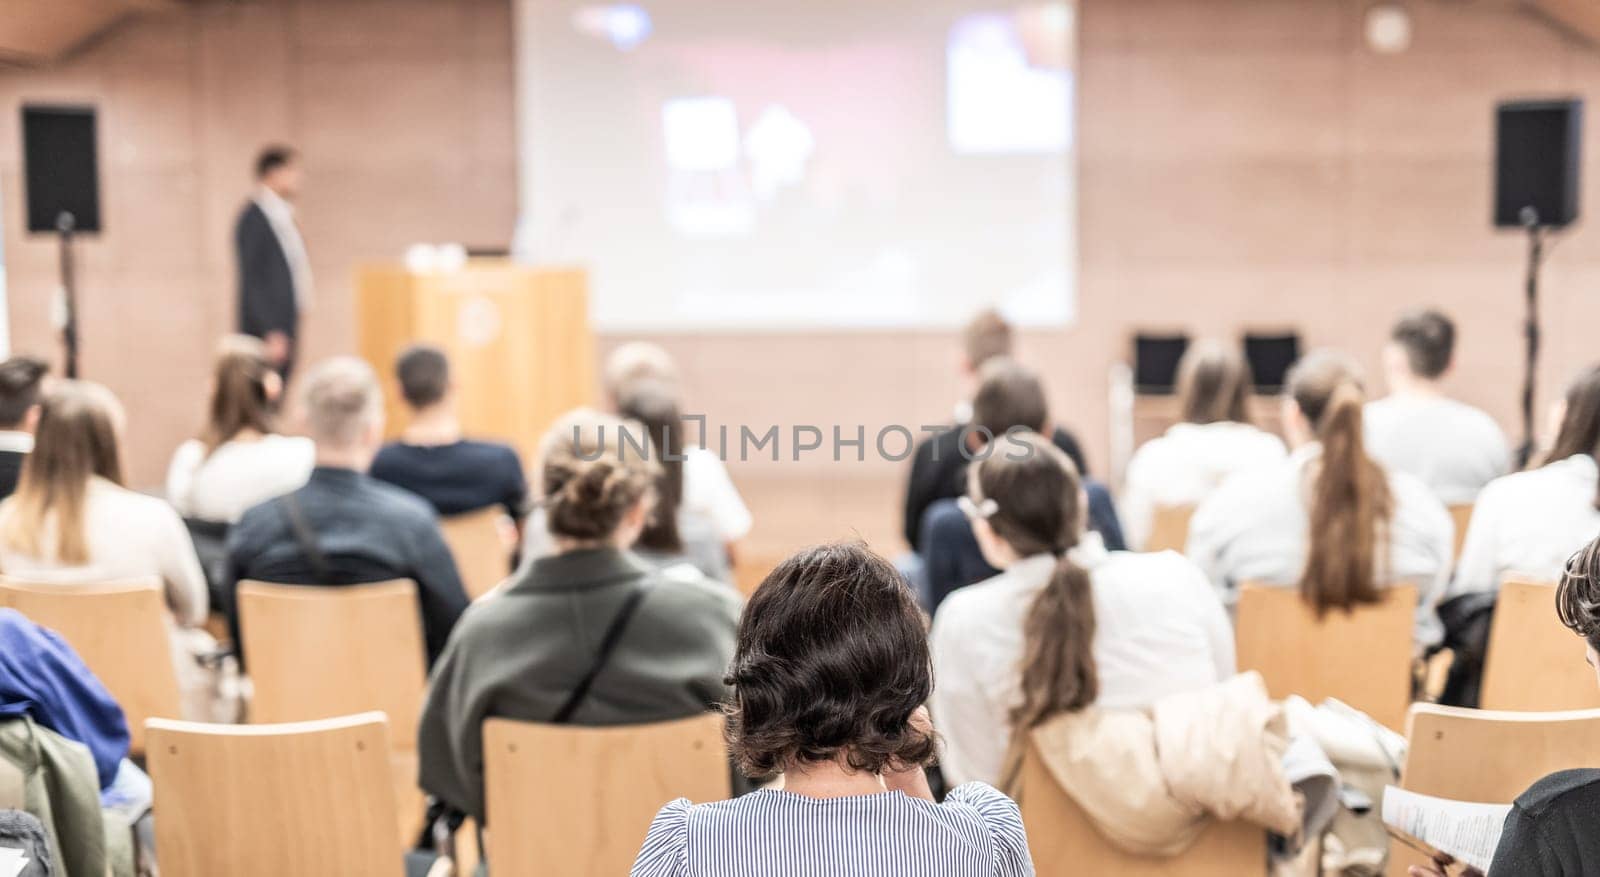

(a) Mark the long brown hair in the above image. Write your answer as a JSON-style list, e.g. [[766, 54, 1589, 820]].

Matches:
[[968, 431, 1097, 736], [199, 335, 277, 453], [0, 381, 125, 565], [1288, 351, 1392, 615], [1543, 365, 1600, 510], [617, 381, 684, 553], [1177, 339, 1253, 426]]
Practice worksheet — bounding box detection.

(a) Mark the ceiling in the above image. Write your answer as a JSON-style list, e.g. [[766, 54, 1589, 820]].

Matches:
[[0, 0, 179, 66], [1524, 0, 1600, 42]]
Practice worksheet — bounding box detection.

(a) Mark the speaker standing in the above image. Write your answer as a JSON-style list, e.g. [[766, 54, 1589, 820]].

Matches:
[[234, 146, 312, 382]]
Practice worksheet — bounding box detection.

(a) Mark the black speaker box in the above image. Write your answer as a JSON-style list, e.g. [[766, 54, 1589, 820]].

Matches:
[[1494, 98, 1581, 229], [21, 104, 101, 234]]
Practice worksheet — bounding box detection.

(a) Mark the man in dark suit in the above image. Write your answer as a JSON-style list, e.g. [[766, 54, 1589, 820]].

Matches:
[[234, 145, 311, 381], [0, 357, 48, 499]]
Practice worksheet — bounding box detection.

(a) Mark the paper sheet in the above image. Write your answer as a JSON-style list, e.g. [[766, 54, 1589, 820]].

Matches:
[[1382, 786, 1513, 873]]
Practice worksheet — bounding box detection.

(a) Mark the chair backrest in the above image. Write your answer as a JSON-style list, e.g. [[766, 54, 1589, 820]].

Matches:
[[1447, 504, 1473, 561], [1145, 504, 1197, 554], [1400, 703, 1600, 802], [482, 713, 730, 876], [0, 576, 181, 754], [1017, 740, 1265, 876], [1235, 584, 1416, 731], [237, 579, 426, 748], [146, 712, 401, 877], [438, 507, 513, 600], [1481, 579, 1600, 711]]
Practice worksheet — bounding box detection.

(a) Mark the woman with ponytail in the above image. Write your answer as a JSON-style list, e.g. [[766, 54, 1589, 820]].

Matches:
[[1450, 364, 1600, 602], [418, 409, 741, 826], [165, 334, 313, 523], [929, 430, 1234, 787], [1186, 350, 1454, 647]]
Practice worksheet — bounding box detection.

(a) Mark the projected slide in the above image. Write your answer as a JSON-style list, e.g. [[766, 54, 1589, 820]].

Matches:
[[514, 0, 1076, 331]]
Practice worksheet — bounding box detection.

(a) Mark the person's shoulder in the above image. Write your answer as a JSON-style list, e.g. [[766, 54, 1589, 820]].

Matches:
[[642, 564, 742, 620], [1514, 768, 1600, 819], [1440, 398, 1507, 437], [933, 571, 1014, 628], [360, 474, 440, 522]]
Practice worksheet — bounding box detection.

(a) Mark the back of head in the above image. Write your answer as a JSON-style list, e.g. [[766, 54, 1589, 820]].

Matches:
[[1556, 536, 1600, 655], [202, 335, 276, 451], [1287, 350, 1392, 614], [255, 145, 296, 181], [725, 541, 935, 779], [301, 357, 382, 450], [1390, 308, 1455, 380], [963, 308, 1014, 372], [3, 380, 125, 564], [539, 408, 660, 544], [971, 358, 1048, 441], [395, 344, 450, 410], [1177, 340, 1253, 426], [604, 342, 679, 405], [616, 380, 684, 552], [1546, 364, 1600, 510], [0, 357, 48, 431]]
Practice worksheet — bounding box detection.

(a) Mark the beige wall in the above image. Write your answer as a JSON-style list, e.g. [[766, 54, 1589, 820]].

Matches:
[[5, 0, 1600, 563]]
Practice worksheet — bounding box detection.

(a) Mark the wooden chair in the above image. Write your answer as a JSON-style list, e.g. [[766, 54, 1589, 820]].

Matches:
[[482, 713, 730, 875], [1388, 703, 1600, 876], [439, 506, 514, 600], [146, 712, 402, 877], [1145, 504, 1198, 554], [1016, 739, 1265, 876], [1235, 584, 1416, 732], [237, 579, 430, 845], [1480, 579, 1600, 711], [0, 576, 182, 754], [1447, 504, 1474, 561]]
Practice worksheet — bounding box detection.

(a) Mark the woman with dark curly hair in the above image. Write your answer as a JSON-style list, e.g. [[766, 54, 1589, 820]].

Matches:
[[631, 541, 1035, 877]]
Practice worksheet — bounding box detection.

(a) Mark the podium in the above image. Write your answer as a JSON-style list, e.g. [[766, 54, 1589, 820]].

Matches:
[[356, 261, 595, 467]]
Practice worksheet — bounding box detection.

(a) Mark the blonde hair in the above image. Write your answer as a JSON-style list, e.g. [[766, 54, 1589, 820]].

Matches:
[[539, 408, 660, 542], [300, 357, 381, 448], [604, 342, 679, 403], [0, 381, 125, 565]]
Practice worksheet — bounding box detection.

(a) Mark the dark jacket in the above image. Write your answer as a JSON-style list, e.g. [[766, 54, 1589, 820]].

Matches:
[[234, 200, 297, 339], [223, 466, 470, 667], [418, 548, 740, 822], [1490, 768, 1600, 876], [369, 439, 529, 518], [0, 450, 24, 501]]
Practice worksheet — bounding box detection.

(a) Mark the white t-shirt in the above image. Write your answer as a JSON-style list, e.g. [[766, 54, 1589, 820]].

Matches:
[[1450, 454, 1600, 599], [929, 534, 1235, 787], [1364, 394, 1511, 505], [681, 446, 752, 542], [165, 434, 316, 523], [1121, 421, 1287, 550]]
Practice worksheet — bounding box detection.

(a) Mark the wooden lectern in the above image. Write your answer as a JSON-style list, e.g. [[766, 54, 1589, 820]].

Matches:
[[356, 262, 595, 467]]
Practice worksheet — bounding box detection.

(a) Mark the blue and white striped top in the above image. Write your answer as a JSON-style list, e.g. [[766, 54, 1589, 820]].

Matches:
[[630, 782, 1035, 876]]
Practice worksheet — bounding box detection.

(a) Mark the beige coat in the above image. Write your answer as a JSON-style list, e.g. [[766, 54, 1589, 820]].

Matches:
[[1011, 671, 1300, 857]]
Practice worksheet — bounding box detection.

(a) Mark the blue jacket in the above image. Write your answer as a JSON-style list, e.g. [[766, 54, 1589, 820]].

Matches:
[[0, 609, 129, 790]]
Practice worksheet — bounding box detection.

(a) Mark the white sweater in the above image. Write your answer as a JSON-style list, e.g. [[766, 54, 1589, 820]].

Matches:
[[1121, 421, 1287, 550], [165, 434, 315, 523]]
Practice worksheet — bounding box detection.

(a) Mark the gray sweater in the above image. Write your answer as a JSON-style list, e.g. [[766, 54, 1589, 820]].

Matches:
[[417, 547, 741, 822]]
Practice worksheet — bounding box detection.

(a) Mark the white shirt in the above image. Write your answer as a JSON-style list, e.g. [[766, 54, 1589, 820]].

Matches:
[[1121, 421, 1287, 550], [0, 431, 33, 454], [1364, 394, 1511, 505], [254, 186, 314, 310], [682, 446, 752, 541], [0, 476, 209, 627], [1450, 454, 1600, 599], [929, 534, 1235, 787], [165, 434, 316, 523], [1185, 443, 1455, 647]]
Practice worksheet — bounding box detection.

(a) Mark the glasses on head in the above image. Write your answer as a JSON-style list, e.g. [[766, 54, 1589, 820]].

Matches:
[[957, 495, 999, 521]]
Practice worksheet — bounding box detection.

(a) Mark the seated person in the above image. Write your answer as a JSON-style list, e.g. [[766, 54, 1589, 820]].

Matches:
[[1186, 350, 1454, 649], [1450, 364, 1600, 601], [1120, 340, 1285, 549], [1366, 309, 1510, 505], [369, 344, 527, 518], [0, 381, 219, 719], [419, 409, 740, 825], [921, 359, 1125, 610], [0, 356, 47, 501], [223, 357, 469, 666], [166, 335, 314, 524], [930, 431, 1234, 787], [631, 542, 1032, 877]]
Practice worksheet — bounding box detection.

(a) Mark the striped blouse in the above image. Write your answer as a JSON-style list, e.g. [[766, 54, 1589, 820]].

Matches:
[[630, 782, 1035, 876]]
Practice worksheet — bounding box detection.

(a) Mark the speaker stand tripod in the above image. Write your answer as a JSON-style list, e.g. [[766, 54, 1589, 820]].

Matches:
[[1517, 207, 1546, 469], [56, 211, 79, 379]]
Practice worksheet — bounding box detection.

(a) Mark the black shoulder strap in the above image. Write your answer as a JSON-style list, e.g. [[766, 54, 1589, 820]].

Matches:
[[551, 578, 657, 724], [276, 494, 331, 582]]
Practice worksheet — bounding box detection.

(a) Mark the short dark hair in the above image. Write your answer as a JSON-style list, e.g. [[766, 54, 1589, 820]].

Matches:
[[971, 358, 1048, 440], [724, 542, 937, 778], [395, 344, 449, 409], [1391, 309, 1455, 379], [0, 357, 48, 429], [1557, 537, 1600, 653], [255, 145, 297, 180]]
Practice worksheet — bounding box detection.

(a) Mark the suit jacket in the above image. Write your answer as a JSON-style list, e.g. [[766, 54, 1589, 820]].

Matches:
[[0, 450, 25, 501], [234, 200, 298, 339]]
